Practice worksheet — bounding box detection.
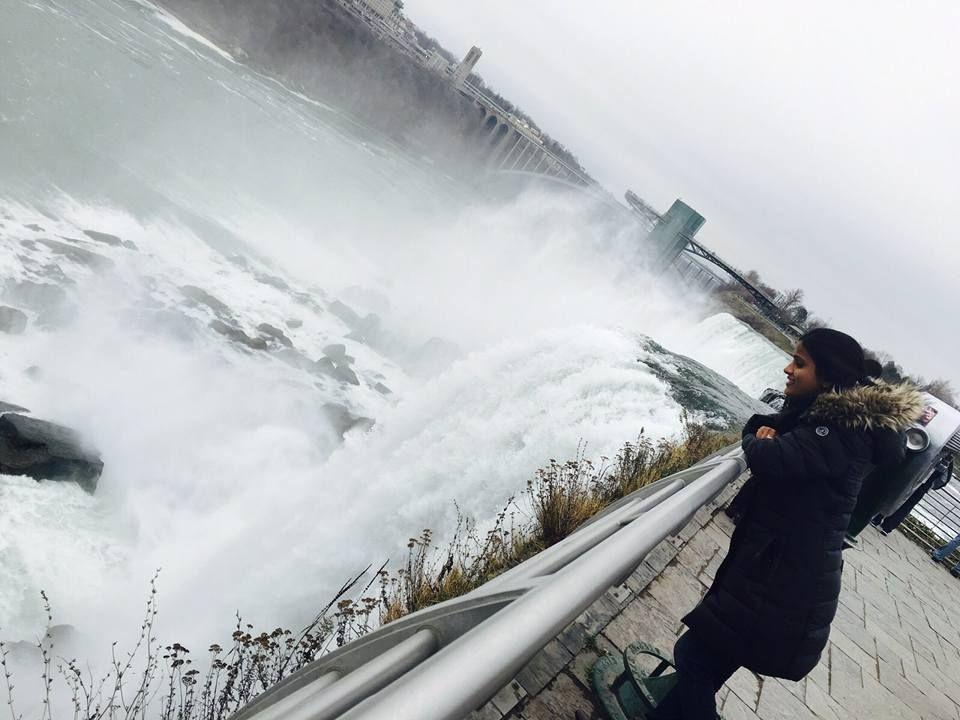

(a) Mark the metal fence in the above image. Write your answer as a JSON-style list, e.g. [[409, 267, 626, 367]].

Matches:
[[232, 444, 746, 720], [899, 477, 960, 564]]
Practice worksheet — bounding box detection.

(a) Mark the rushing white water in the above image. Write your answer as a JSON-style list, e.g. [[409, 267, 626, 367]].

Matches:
[[0, 0, 783, 662], [663, 313, 790, 398]]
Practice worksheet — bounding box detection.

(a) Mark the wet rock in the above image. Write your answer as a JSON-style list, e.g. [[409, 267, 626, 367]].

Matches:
[[39, 263, 73, 285], [286, 318, 303, 329], [0, 413, 103, 493], [320, 403, 374, 440], [322, 344, 348, 362], [181, 285, 232, 318], [374, 382, 392, 395], [34, 238, 114, 271], [257, 323, 293, 348], [3, 280, 66, 310], [333, 364, 360, 386], [23, 223, 43, 232], [82, 229, 138, 250], [0, 306, 27, 334], [3, 280, 74, 329], [313, 356, 338, 376], [0, 400, 29, 414], [255, 273, 289, 291], [276, 347, 318, 373], [209, 320, 267, 350], [329, 300, 362, 327]]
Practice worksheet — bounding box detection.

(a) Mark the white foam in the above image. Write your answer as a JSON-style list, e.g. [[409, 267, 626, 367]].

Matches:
[[665, 312, 790, 398]]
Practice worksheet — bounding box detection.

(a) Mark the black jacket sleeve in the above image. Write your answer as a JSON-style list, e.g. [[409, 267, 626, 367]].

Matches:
[[741, 424, 835, 484], [742, 413, 781, 438]]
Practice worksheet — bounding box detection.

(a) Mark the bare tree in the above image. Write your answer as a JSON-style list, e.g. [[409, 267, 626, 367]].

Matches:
[[923, 378, 957, 408], [775, 288, 804, 314]]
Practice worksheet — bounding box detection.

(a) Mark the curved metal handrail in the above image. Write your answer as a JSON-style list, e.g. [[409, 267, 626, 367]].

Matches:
[[235, 442, 745, 720]]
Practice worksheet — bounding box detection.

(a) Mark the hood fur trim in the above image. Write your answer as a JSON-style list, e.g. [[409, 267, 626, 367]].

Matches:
[[806, 382, 925, 432]]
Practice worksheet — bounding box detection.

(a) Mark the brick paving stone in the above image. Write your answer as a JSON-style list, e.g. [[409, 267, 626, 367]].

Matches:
[[804, 677, 846, 720], [724, 668, 761, 711], [603, 594, 680, 654], [829, 628, 875, 679], [877, 655, 958, 720], [647, 563, 707, 622], [489, 679, 528, 716], [676, 528, 721, 577], [468, 702, 504, 720], [908, 655, 960, 708], [712, 509, 736, 537], [644, 538, 681, 574], [700, 518, 733, 550], [567, 634, 618, 689], [721, 690, 762, 720], [502, 515, 960, 720], [516, 638, 574, 696], [827, 643, 863, 705], [624, 560, 659, 595], [518, 672, 595, 720], [860, 667, 922, 720], [755, 677, 818, 720]]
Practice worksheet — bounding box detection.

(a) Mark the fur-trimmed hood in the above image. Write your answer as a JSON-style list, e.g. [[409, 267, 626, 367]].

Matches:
[[805, 381, 925, 432]]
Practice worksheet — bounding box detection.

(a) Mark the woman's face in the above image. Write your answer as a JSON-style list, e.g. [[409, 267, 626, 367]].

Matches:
[[784, 343, 823, 397]]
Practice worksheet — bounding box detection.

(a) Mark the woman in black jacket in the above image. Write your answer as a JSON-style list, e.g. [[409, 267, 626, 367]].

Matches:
[[648, 328, 923, 720]]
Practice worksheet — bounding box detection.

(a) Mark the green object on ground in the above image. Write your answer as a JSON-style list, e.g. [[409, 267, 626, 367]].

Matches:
[[591, 641, 678, 720]]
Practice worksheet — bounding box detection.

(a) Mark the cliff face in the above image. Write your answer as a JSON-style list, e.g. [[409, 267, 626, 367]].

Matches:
[[156, 0, 488, 172]]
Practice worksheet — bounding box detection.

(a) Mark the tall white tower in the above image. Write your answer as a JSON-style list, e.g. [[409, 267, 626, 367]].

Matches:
[[452, 46, 482, 89]]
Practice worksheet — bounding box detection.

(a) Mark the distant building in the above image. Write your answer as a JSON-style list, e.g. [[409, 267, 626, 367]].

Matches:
[[360, 0, 397, 21], [425, 50, 450, 74], [452, 46, 482, 89]]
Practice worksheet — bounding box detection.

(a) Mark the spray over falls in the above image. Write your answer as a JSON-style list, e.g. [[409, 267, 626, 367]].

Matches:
[[0, 0, 789, 669]]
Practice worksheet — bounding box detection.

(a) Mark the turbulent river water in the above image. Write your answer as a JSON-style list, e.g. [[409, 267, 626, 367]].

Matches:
[[0, 0, 790, 658]]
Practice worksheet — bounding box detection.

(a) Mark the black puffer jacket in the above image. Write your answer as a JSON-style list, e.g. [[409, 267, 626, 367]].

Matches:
[[683, 382, 923, 680]]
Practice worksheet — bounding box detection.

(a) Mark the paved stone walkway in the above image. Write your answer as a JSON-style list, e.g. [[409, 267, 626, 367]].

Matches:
[[470, 481, 960, 720]]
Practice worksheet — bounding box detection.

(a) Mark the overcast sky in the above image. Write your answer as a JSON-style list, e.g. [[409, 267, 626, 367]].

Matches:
[[404, 0, 959, 388]]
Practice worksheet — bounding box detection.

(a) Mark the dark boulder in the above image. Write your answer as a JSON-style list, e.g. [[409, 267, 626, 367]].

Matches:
[[82, 229, 138, 251], [320, 403, 374, 440], [0, 306, 27, 334], [286, 318, 303, 329], [4, 280, 67, 311], [257, 323, 293, 348], [322, 343, 348, 362], [276, 347, 319, 373], [0, 413, 103, 493], [35, 238, 114, 271], [374, 382, 392, 395], [209, 319, 268, 350], [333, 364, 360, 386], [181, 285, 232, 318], [3, 280, 73, 329], [255, 273, 289, 291]]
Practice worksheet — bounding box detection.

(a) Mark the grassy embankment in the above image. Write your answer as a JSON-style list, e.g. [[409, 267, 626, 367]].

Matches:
[[0, 418, 736, 720], [712, 290, 795, 354]]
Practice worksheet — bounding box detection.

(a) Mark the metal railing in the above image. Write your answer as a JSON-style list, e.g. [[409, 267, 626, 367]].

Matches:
[[899, 477, 960, 561], [233, 444, 746, 720]]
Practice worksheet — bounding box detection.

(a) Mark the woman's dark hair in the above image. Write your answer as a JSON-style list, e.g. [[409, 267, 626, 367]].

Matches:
[[799, 328, 875, 390]]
